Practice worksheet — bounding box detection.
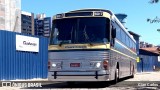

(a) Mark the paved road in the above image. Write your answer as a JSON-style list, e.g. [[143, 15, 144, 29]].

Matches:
[[0, 81, 159, 90], [0, 72, 160, 90]]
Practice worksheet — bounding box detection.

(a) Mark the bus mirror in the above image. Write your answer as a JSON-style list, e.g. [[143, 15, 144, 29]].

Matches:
[[112, 28, 116, 38]]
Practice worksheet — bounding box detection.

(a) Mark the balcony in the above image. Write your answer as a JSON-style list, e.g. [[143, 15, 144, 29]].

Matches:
[[44, 31, 50, 33], [44, 27, 50, 30], [44, 34, 50, 37], [44, 21, 49, 23]]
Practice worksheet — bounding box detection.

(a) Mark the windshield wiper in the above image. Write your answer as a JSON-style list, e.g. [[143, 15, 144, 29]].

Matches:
[[59, 40, 71, 46], [59, 41, 64, 46], [71, 26, 74, 42], [59, 26, 74, 46], [83, 25, 93, 46]]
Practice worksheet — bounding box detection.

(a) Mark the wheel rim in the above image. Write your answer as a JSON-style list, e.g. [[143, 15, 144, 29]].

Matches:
[[116, 69, 119, 78]]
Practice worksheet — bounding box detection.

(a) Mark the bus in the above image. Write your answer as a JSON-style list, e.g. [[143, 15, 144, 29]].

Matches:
[[48, 9, 137, 83]]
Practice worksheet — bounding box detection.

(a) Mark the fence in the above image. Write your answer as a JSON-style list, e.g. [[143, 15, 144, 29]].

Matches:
[[0, 30, 48, 80]]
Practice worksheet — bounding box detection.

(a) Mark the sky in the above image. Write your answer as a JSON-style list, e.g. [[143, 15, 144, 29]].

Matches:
[[22, 0, 160, 45]]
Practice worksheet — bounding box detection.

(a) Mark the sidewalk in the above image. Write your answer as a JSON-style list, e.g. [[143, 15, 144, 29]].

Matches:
[[126, 71, 160, 81]]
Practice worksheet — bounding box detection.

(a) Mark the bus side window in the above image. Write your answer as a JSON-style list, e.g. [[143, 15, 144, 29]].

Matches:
[[111, 25, 116, 46], [112, 27, 116, 38]]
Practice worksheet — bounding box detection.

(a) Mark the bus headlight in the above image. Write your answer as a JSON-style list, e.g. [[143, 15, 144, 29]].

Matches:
[[52, 62, 62, 69], [90, 61, 101, 69], [52, 63, 57, 67], [96, 62, 101, 68]]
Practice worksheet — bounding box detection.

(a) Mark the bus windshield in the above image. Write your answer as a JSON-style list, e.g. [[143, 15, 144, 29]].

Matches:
[[50, 17, 110, 45]]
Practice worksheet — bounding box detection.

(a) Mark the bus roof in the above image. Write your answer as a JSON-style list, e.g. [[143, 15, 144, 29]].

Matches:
[[68, 8, 113, 15]]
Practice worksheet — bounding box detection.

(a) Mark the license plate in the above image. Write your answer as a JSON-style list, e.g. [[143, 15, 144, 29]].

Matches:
[[70, 63, 80, 67]]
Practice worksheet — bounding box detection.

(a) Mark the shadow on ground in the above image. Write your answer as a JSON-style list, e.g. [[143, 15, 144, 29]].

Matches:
[[22, 76, 133, 89]]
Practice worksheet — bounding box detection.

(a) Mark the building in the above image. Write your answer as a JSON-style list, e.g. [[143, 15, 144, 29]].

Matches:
[[0, 0, 21, 32], [140, 41, 155, 48], [128, 31, 160, 72], [21, 11, 34, 35], [34, 14, 51, 37], [138, 47, 160, 72]]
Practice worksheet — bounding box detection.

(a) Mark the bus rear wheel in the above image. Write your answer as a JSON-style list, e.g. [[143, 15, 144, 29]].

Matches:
[[131, 66, 134, 78], [114, 68, 119, 84]]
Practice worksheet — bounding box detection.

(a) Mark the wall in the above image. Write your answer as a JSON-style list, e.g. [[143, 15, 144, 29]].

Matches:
[[0, 30, 48, 80], [137, 55, 156, 72], [154, 56, 160, 70]]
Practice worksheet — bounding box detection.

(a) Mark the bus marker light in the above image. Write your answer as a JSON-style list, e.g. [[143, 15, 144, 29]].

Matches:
[[94, 12, 103, 16], [48, 61, 51, 70], [103, 60, 108, 70]]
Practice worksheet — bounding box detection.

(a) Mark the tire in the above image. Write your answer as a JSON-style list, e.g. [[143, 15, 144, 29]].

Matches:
[[131, 66, 134, 78], [113, 68, 119, 84]]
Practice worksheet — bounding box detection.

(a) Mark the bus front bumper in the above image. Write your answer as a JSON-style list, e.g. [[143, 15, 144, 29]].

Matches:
[[48, 71, 110, 81]]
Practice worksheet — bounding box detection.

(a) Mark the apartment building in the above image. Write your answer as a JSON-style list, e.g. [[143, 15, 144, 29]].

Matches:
[[21, 11, 34, 35], [34, 14, 51, 37], [0, 0, 21, 32]]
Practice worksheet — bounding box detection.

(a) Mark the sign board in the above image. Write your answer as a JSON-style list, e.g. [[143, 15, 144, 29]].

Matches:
[[158, 56, 160, 62], [16, 35, 39, 52]]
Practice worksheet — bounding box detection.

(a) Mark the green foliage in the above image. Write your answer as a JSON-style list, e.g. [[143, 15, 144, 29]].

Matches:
[[147, 16, 160, 23], [147, 0, 159, 24], [149, 0, 159, 3]]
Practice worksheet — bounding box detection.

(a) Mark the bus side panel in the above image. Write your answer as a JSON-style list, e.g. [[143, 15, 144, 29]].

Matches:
[[109, 50, 117, 81], [110, 49, 136, 80], [109, 50, 127, 80]]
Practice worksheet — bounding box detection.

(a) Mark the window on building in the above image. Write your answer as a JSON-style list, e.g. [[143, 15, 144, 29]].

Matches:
[[0, 17, 5, 24], [0, 5, 5, 11]]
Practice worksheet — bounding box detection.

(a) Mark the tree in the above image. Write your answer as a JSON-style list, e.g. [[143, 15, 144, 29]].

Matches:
[[147, 16, 160, 23], [149, 0, 159, 3], [147, 0, 159, 23]]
